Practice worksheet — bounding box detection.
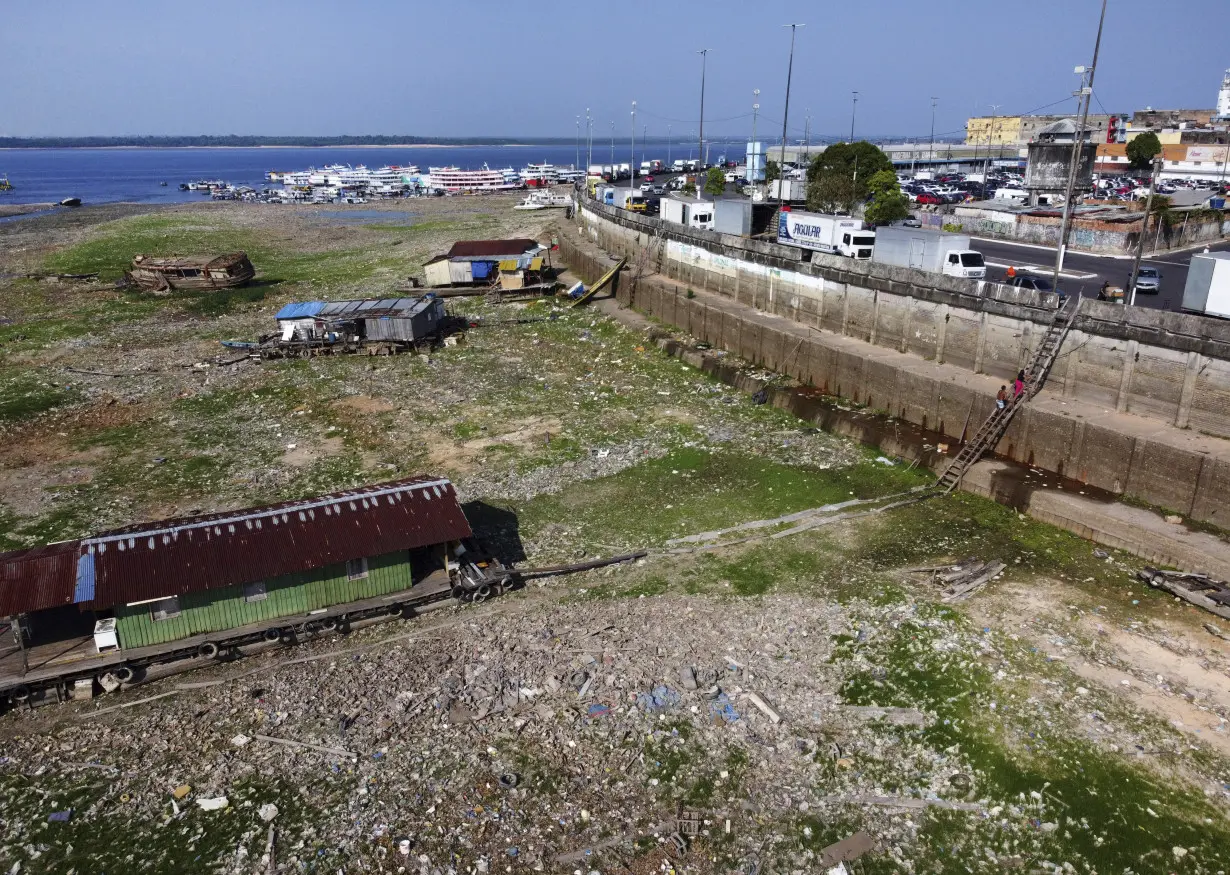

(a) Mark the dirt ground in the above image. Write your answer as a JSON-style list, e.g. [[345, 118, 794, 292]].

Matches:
[[2, 198, 1230, 874]]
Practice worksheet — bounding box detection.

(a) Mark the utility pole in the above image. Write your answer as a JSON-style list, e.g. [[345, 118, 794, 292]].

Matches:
[[751, 89, 760, 181], [850, 91, 858, 142], [667, 124, 672, 169], [929, 97, 938, 163], [1128, 156, 1164, 306], [610, 121, 615, 173], [575, 116, 580, 171], [643, 125, 647, 168], [778, 23, 805, 205], [1051, 0, 1107, 292], [697, 49, 709, 173]]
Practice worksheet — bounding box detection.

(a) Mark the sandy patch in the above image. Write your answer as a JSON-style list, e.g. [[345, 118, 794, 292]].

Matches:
[[427, 416, 562, 475], [281, 436, 346, 467], [332, 395, 396, 415], [973, 578, 1230, 756]]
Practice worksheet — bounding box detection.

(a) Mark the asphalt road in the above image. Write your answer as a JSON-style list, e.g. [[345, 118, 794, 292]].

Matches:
[[974, 236, 1230, 312]]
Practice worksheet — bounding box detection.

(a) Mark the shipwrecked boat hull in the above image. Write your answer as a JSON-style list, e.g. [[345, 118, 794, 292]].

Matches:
[[126, 251, 256, 293]]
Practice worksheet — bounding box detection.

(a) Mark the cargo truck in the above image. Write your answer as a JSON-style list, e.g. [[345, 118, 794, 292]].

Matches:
[[777, 209, 876, 259], [1181, 252, 1230, 318], [871, 226, 986, 279], [618, 190, 647, 212], [661, 196, 714, 230], [768, 179, 806, 201]]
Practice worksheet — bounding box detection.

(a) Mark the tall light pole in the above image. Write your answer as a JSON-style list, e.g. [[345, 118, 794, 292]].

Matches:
[[631, 100, 637, 188], [643, 125, 647, 167], [609, 121, 615, 174], [850, 91, 859, 142], [778, 23, 805, 205], [1128, 156, 1164, 306], [929, 97, 938, 164], [667, 124, 672, 169], [697, 49, 709, 173], [984, 103, 1002, 184], [751, 89, 761, 182], [585, 108, 592, 173], [575, 116, 580, 171], [1051, 0, 1108, 292]]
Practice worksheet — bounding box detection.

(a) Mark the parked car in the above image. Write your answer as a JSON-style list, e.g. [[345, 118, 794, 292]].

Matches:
[[1009, 275, 1066, 301], [652, 184, 665, 195], [1133, 266, 1161, 294], [916, 192, 944, 205]]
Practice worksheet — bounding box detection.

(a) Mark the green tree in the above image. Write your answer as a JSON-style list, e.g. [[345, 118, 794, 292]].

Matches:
[[704, 167, 727, 197], [1126, 132, 1162, 170], [764, 159, 781, 185], [682, 179, 697, 196], [862, 170, 911, 226], [806, 141, 894, 213]]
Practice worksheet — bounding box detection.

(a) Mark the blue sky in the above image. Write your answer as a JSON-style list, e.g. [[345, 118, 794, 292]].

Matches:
[[2, 0, 1226, 140]]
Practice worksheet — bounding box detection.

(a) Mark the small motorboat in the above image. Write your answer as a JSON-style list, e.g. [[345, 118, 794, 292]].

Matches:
[[160, 181, 168, 186], [59, 197, 82, 207]]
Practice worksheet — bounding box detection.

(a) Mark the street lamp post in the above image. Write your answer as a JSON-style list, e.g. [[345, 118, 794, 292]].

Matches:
[[1128, 156, 1165, 306], [929, 97, 938, 164], [850, 91, 858, 142], [667, 124, 672, 170], [697, 49, 709, 173], [610, 122, 615, 175], [778, 23, 805, 205], [751, 89, 761, 182], [643, 125, 647, 168], [586, 108, 592, 174], [631, 100, 637, 190], [575, 116, 580, 171], [985, 104, 1001, 184]]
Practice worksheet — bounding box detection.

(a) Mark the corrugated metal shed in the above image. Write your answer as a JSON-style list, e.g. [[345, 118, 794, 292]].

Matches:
[[317, 297, 435, 319], [0, 541, 82, 617], [448, 261, 473, 284], [77, 477, 471, 609], [446, 239, 540, 259], [275, 301, 326, 320]]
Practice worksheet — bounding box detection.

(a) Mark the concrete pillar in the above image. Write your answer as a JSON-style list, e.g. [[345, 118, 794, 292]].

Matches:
[[869, 291, 881, 346], [973, 312, 988, 375], [818, 278, 827, 329], [733, 264, 741, 303], [1063, 330, 1082, 398], [1115, 339, 1138, 414], [935, 303, 950, 364], [1175, 351, 1202, 429], [841, 285, 851, 336], [900, 295, 916, 354], [1017, 320, 1033, 373]]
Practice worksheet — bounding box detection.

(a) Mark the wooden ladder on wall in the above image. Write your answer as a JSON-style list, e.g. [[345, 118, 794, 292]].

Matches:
[[935, 296, 1081, 494]]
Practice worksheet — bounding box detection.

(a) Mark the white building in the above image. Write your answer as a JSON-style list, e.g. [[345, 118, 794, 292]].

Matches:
[[1218, 68, 1230, 119]]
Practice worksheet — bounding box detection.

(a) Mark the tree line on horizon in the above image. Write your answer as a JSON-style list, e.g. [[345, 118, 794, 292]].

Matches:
[[0, 135, 587, 148]]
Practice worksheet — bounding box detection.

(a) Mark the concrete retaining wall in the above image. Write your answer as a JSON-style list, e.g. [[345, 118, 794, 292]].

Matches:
[[559, 200, 1230, 528]]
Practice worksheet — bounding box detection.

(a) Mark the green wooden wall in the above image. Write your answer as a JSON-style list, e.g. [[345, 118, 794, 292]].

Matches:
[[114, 550, 412, 648]]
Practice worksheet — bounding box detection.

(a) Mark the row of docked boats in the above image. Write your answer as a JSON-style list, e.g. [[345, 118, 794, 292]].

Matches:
[[178, 162, 587, 205]]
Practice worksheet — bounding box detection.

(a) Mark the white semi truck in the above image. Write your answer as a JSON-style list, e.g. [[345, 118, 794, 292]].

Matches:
[[777, 209, 876, 259], [661, 196, 714, 230], [1181, 251, 1230, 318], [871, 226, 986, 279]]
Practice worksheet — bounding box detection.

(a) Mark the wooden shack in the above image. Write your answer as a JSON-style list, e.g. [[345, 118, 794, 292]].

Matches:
[[127, 252, 256, 293]]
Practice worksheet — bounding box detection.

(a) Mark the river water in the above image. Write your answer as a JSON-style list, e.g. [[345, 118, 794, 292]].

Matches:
[[0, 145, 635, 206]]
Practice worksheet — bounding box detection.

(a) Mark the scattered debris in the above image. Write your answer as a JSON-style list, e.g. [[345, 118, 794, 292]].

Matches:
[[253, 734, 357, 761], [1139, 567, 1230, 621], [744, 691, 782, 724], [196, 796, 229, 812]]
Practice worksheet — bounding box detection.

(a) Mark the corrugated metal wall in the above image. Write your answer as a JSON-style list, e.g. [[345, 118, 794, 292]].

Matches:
[[424, 261, 452, 287], [114, 551, 413, 648]]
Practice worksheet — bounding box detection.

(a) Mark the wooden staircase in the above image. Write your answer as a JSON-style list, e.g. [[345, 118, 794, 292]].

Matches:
[[935, 296, 1081, 494]]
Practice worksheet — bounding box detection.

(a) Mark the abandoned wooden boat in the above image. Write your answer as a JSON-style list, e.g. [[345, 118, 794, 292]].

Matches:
[[126, 252, 256, 292]]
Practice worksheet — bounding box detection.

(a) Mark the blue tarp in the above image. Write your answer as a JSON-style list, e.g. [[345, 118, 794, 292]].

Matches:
[[275, 301, 326, 320], [74, 553, 95, 604], [470, 261, 493, 280]]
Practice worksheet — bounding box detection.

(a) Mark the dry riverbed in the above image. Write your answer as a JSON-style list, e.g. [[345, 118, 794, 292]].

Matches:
[[0, 200, 1229, 874]]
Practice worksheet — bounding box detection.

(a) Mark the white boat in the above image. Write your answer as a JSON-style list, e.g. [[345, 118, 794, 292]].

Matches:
[[425, 164, 523, 193], [513, 191, 573, 210]]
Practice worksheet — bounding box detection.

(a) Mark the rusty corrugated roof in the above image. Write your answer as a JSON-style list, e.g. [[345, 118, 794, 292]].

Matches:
[[0, 541, 81, 617], [82, 476, 472, 607], [445, 239, 540, 259]]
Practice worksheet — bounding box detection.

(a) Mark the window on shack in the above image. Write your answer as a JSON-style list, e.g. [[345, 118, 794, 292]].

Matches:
[[243, 581, 268, 603], [182, 269, 201, 277], [346, 557, 369, 581], [150, 596, 181, 621]]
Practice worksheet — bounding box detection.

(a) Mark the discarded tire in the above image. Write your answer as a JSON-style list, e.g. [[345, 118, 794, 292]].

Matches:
[[198, 642, 219, 660], [319, 618, 339, 633], [498, 773, 519, 789], [278, 629, 295, 645], [473, 583, 492, 603], [262, 628, 281, 643], [11, 685, 31, 703], [114, 665, 135, 684], [451, 584, 468, 601]]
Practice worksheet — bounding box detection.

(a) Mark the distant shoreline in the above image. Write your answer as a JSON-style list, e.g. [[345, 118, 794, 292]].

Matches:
[[0, 144, 547, 151]]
